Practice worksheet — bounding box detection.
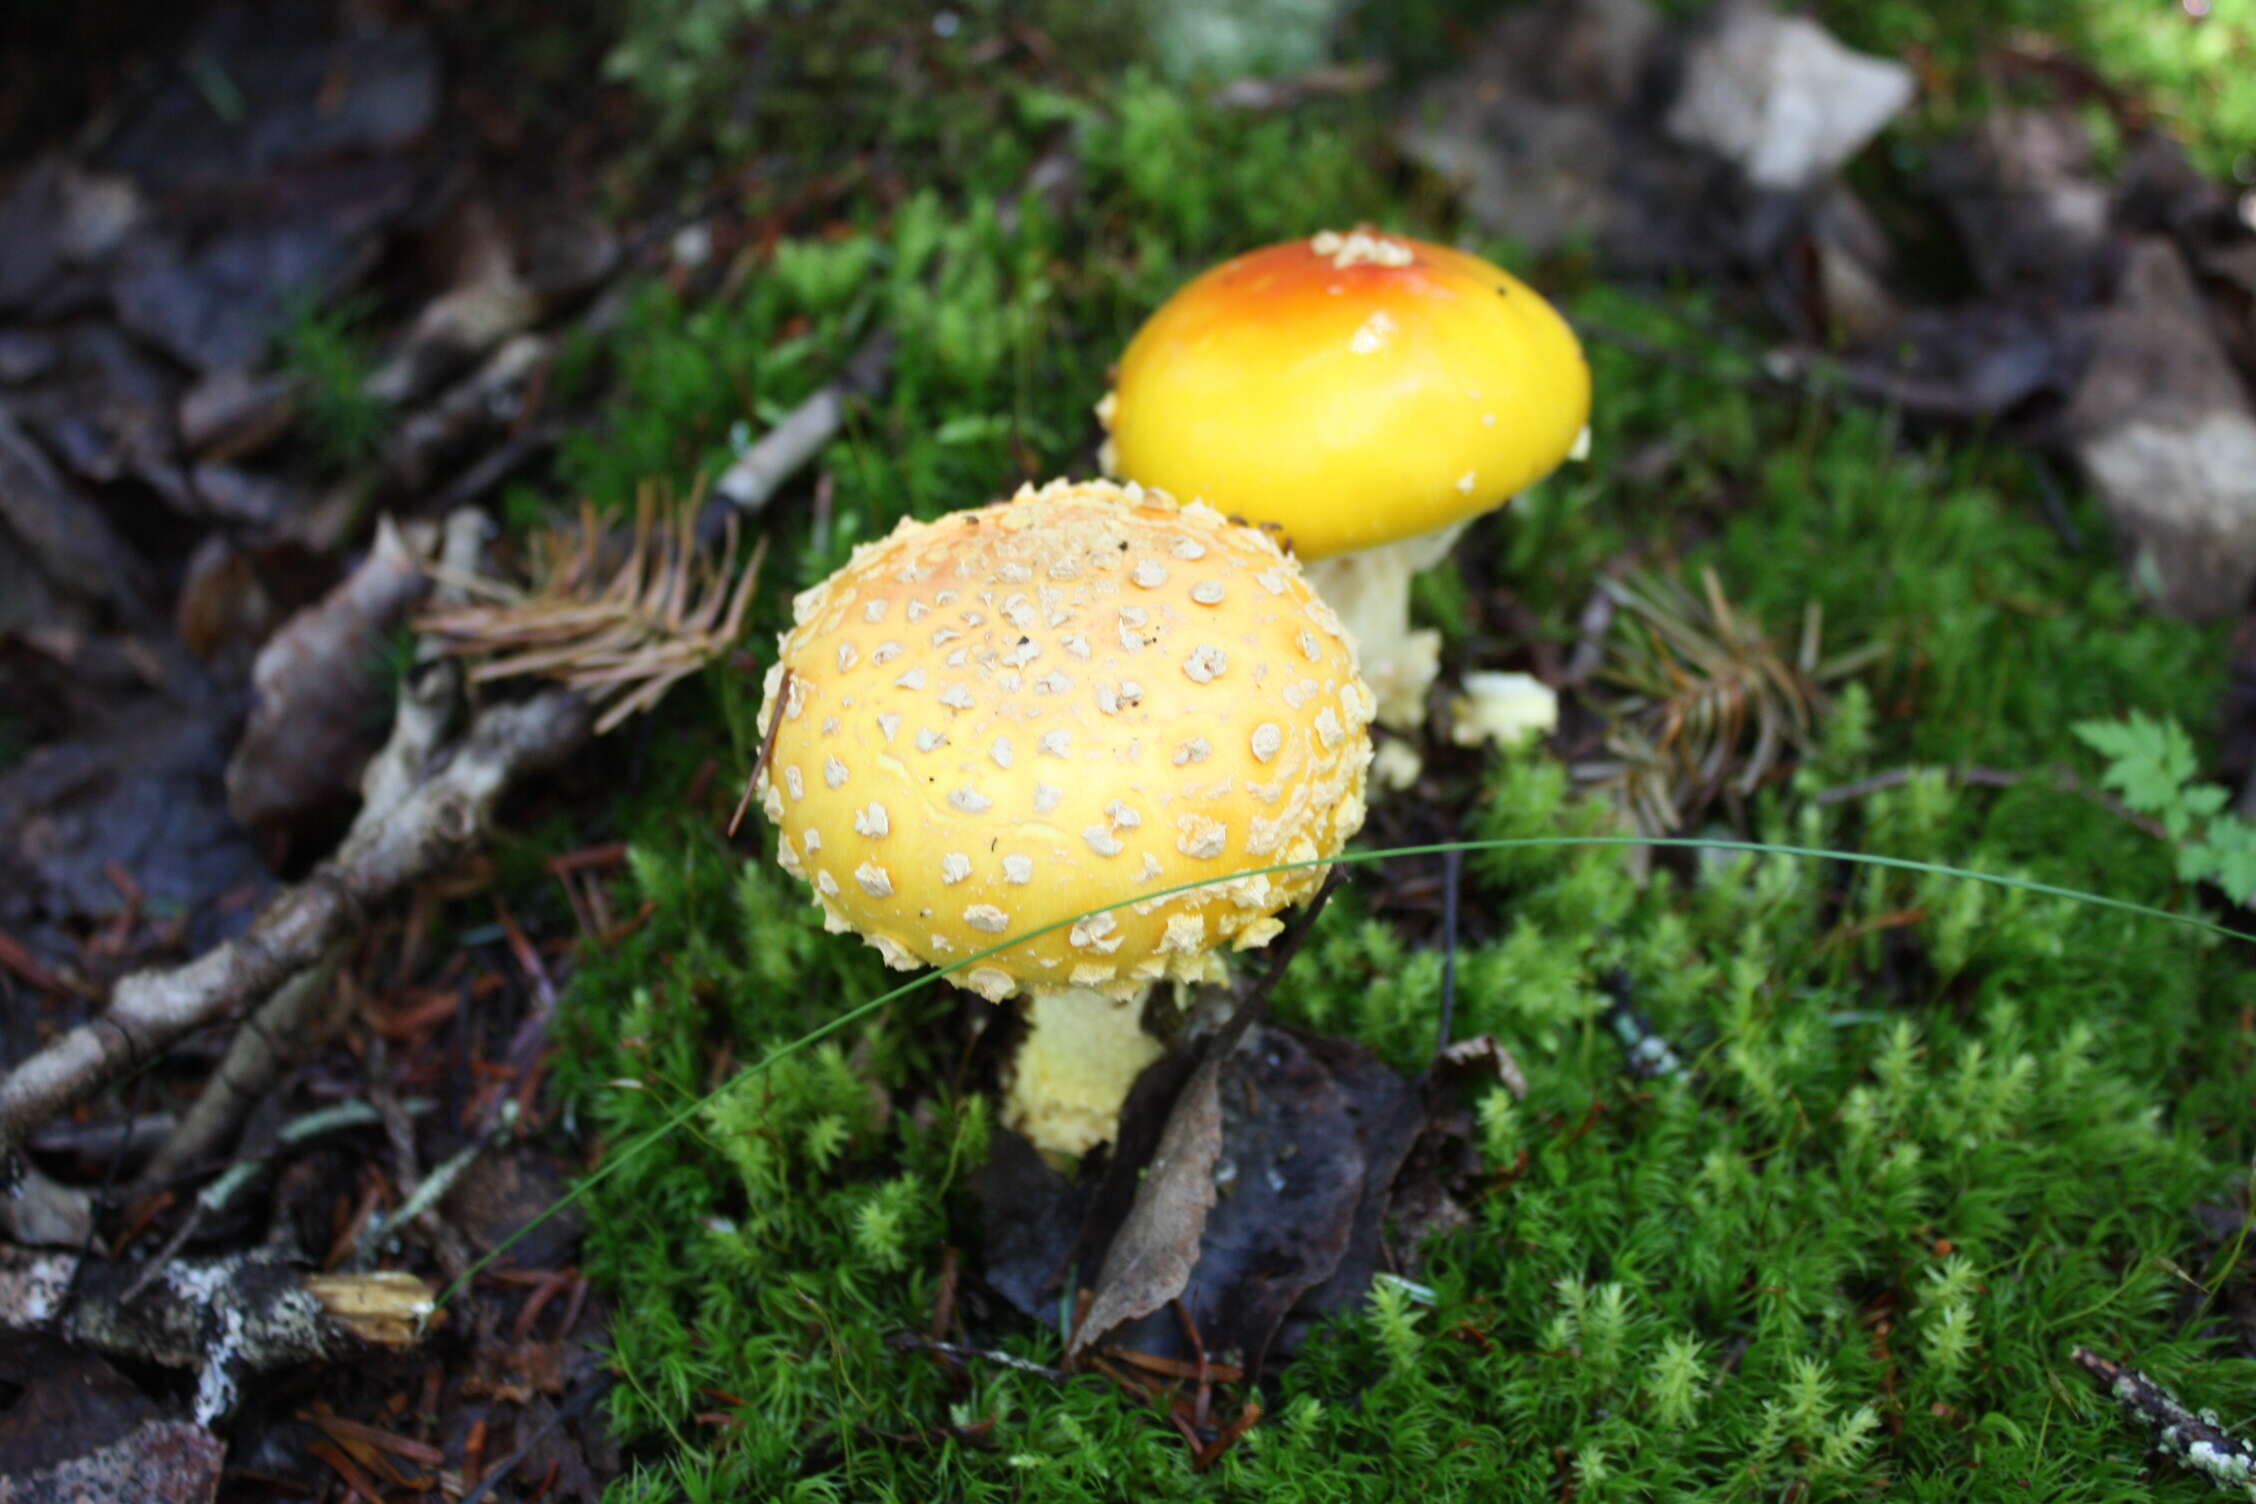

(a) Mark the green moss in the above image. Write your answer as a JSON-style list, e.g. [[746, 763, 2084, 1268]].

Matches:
[[535, 25, 2256, 1502], [1819, 0, 2256, 177], [275, 291, 385, 471]]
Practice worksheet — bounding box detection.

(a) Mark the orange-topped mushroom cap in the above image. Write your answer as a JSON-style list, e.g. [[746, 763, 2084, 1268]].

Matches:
[[1102, 229, 1590, 560]]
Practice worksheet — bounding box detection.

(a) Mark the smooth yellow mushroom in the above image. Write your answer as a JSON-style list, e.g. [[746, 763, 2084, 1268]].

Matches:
[[1100, 227, 1591, 731]]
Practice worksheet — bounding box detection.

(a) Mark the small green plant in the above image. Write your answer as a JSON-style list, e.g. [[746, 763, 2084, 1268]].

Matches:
[[2074, 712, 2256, 903], [361, 623, 419, 739], [600, 0, 773, 150], [276, 292, 386, 470]]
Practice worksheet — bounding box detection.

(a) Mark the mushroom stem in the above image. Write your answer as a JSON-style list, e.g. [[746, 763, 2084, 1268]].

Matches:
[[1299, 519, 1468, 731], [1002, 985, 1166, 1157]]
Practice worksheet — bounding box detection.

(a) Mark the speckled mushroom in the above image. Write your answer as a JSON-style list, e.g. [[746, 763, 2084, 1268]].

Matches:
[[754, 478, 1376, 1155], [1098, 227, 1591, 738]]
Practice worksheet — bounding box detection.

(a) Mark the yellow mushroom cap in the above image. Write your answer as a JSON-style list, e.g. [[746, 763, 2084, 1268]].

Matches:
[[1101, 228, 1591, 560], [755, 478, 1375, 1002]]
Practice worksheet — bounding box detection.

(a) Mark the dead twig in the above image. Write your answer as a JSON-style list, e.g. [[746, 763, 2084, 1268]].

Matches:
[[0, 689, 589, 1167], [0, 928, 89, 1000], [456, 1376, 613, 1504], [692, 143, 1073, 542], [1211, 60, 1388, 112], [126, 1099, 426, 1300], [1809, 765, 2026, 804], [2072, 1345, 2256, 1499], [133, 952, 345, 1193], [1561, 581, 1621, 689], [1435, 846, 1463, 1055], [729, 665, 791, 839], [711, 333, 895, 517], [888, 1331, 1073, 1383]]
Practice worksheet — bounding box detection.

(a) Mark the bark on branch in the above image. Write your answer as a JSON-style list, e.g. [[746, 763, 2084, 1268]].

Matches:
[[0, 1246, 434, 1423], [0, 690, 589, 1164]]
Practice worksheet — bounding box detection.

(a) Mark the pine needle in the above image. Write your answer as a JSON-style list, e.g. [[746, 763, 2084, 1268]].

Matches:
[[417, 484, 767, 735], [1577, 567, 1881, 835]]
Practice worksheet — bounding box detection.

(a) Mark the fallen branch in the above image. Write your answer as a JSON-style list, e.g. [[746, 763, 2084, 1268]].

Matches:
[[1211, 60, 1388, 112], [0, 687, 589, 1165], [0, 1246, 434, 1424], [2073, 1345, 2256, 1499], [694, 145, 1073, 539], [132, 951, 344, 1193]]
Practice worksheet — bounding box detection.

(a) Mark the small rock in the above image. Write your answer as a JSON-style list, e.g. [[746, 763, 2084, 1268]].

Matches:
[[1450, 671, 1559, 750], [1666, 1, 1913, 193], [2069, 238, 2256, 618], [1929, 108, 2111, 299]]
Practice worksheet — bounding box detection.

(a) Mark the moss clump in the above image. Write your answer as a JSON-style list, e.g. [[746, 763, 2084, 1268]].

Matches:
[[540, 25, 2256, 1503]]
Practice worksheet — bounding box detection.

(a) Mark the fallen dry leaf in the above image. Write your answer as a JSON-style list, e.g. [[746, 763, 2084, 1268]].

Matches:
[[0, 408, 147, 617], [0, 1336, 221, 1504], [1101, 1029, 1422, 1374], [224, 515, 432, 832], [1, 690, 272, 966], [1068, 1050, 1223, 1357]]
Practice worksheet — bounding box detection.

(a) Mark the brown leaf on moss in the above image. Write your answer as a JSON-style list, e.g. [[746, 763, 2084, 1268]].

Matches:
[[1068, 1051, 1223, 1359]]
